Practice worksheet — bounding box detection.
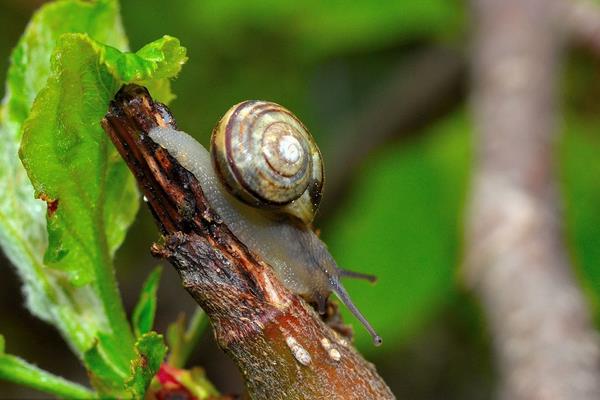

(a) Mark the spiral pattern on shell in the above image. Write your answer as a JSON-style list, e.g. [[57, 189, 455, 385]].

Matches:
[[211, 100, 324, 223]]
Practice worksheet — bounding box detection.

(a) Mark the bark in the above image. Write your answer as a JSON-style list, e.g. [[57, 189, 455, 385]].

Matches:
[[101, 84, 394, 400], [466, 0, 600, 399]]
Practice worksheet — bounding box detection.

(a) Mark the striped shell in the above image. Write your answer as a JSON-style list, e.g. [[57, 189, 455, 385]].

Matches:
[[211, 101, 324, 224]]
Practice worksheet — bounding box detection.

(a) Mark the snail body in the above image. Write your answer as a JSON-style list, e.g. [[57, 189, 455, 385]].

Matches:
[[149, 101, 381, 345]]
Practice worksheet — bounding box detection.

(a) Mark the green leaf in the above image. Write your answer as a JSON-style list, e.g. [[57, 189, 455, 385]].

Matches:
[[83, 330, 153, 397], [325, 111, 471, 351], [132, 267, 162, 337], [15, 32, 185, 393], [294, 1, 463, 56], [19, 29, 184, 323], [2, 0, 128, 136], [126, 332, 167, 399], [119, 37, 188, 81], [93, 34, 187, 104], [559, 116, 600, 309], [83, 339, 128, 397], [0, 0, 129, 353], [0, 1, 187, 397], [0, 341, 95, 399], [183, 0, 463, 59]]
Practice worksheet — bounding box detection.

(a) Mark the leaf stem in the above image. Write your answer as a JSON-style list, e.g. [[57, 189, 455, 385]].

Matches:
[[0, 354, 96, 399], [93, 136, 136, 357]]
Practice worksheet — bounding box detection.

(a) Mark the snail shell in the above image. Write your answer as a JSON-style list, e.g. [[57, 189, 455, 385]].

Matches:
[[149, 101, 381, 345], [211, 101, 323, 225]]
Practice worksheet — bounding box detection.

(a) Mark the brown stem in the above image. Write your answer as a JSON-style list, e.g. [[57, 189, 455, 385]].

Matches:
[[101, 84, 394, 400], [467, 0, 600, 398]]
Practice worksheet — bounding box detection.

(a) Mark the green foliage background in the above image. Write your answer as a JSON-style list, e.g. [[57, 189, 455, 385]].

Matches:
[[0, 0, 599, 398]]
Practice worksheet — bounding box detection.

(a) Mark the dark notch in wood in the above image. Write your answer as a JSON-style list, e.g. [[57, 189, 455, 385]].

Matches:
[[101, 84, 394, 399]]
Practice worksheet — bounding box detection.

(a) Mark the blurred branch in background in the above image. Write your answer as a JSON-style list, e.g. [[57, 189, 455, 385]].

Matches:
[[320, 46, 466, 219], [566, 0, 600, 57], [466, 0, 600, 398]]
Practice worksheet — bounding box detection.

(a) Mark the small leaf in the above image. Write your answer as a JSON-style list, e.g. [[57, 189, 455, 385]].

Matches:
[[166, 315, 186, 367], [112, 36, 188, 103], [126, 332, 167, 399], [166, 315, 186, 351], [166, 308, 208, 368], [132, 267, 162, 337], [83, 340, 128, 397]]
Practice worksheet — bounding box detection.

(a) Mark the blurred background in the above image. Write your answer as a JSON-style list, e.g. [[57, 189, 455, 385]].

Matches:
[[2, 0, 600, 398]]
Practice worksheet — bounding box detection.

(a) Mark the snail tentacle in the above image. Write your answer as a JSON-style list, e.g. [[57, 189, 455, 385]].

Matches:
[[339, 268, 378, 283]]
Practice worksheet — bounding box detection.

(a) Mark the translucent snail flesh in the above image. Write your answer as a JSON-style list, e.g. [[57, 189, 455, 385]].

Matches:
[[149, 101, 382, 345]]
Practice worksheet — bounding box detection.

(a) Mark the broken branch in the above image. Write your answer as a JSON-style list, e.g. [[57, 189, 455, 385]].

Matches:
[[101, 85, 394, 400]]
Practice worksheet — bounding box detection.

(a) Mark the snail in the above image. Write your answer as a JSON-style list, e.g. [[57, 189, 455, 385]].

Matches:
[[149, 100, 382, 345]]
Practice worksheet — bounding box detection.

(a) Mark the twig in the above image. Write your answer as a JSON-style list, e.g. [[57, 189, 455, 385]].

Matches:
[[101, 85, 394, 400], [466, 0, 600, 398]]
